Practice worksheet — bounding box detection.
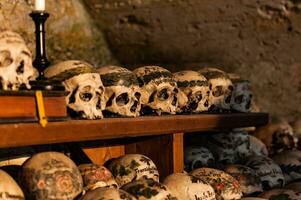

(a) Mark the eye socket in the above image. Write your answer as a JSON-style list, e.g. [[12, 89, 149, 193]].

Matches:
[[157, 88, 169, 101], [235, 95, 244, 104], [212, 86, 224, 97], [79, 86, 93, 102], [0, 50, 13, 67], [16, 60, 24, 74], [116, 93, 129, 106], [134, 92, 141, 100]]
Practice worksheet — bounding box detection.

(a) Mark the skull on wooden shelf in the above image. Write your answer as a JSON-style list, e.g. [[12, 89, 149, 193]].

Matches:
[[45, 60, 105, 119], [224, 164, 263, 195], [0, 30, 38, 90], [80, 187, 137, 200], [0, 169, 24, 200], [184, 146, 215, 171], [134, 66, 178, 115], [122, 179, 178, 200], [21, 152, 83, 200], [190, 168, 243, 200], [198, 68, 233, 112], [163, 173, 216, 200], [246, 155, 285, 190], [108, 154, 159, 187], [174, 70, 210, 113], [249, 135, 269, 157], [260, 189, 301, 200], [78, 163, 118, 191], [97, 66, 141, 117]]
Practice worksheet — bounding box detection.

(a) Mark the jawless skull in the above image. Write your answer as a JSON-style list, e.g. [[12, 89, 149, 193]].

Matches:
[[184, 146, 215, 171], [45, 60, 105, 119], [97, 66, 141, 117], [0, 169, 24, 200], [134, 66, 178, 115], [0, 30, 38, 90], [174, 71, 210, 113], [198, 68, 233, 112]]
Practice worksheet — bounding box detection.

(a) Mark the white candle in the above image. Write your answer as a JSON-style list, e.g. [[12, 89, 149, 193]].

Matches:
[[34, 0, 45, 11]]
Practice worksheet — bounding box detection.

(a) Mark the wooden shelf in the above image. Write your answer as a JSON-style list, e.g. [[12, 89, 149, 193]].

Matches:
[[0, 113, 268, 149]]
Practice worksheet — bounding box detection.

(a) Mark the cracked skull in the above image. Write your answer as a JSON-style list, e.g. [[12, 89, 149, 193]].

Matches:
[[174, 70, 210, 113], [45, 60, 105, 119], [97, 66, 141, 117], [0, 30, 38, 90], [134, 66, 178, 115], [198, 68, 233, 112]]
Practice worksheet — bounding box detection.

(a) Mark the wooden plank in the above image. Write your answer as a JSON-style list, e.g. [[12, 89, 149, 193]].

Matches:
[[173, 133, 184, 173], [0, 113, 269, 148]]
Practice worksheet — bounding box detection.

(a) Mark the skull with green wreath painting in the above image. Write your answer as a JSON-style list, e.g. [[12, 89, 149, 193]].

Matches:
[[45, 60, 105, 119]]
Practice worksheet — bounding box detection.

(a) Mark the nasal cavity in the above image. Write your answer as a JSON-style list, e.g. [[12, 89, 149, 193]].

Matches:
[[116, 93, 129, 106], [16, 60, 25, 74]]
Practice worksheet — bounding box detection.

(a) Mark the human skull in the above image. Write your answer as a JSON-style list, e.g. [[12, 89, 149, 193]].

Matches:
[[134, 66, 178, 115], [224, 164, 263, 195], [122, 179, 178, 200], [190, 168, 242, 200], [0, 30, 38, 90], [21, 152, 83, 200], [163, 173, 216, 200], [292, 118, 301, 148], [80, 187, 137, 200], [97, 66, 141, 117], [45, 60, 105, 119], [198, 68, 233, 112], [78, 163, 118, 191], [246, 155, 285, 190], [173, 70, 210, 113], [285, 182, 301, 193], [0, 169, 24, 200], [260, 189, 301, 200], [184, 146, 215, 171], [249, 135, 269, 157], [272, 150, 301, 184], [108, 154, 159, 187]]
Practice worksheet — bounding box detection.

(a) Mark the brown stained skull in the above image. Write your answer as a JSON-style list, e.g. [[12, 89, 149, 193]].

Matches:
[[0, 169, 24, 200]]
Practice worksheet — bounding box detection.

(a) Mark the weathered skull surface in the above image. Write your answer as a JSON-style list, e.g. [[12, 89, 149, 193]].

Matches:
[[0, 169, 24, 200], [78, 163, 118, 191], [0, 30, 38, 90], [122, 179, 178, 200], [272, 150, 301, 184], [246, 155, 285, 190], [97, 66, 141, 117], [134, 66, 178, 115], [80, 187, 137, 200], [224, 164, 263, 195], [260, 189, 301, 200], [198, 68, 233, 112], [184, 146, 215, 172], [249, 135, 269, 157], [21, 152, 83, 200], [163, 173, 216, 200], [108, 154, 159, 187], [190, 168, 242, 200], [45, 60, 105, 119], [174, 70, 210, 113]]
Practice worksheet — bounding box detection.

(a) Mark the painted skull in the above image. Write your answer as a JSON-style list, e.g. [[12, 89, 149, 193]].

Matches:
[[122, 179, 178, 200], [174, 70, 210, 113], [78, 163, 118, 191], [190, 168, 242, 200], [249, 135, 269, 157], [0, 169, 24, 200], [246, 155, 285, 190], [21, 152, 83, 200], [198, 68, 233, 112], [260, 189, 301, 200], [224, 164, 263, 195], [163, 173, 216, 200], [184, 146, 215, 171], [80, 187, 137, 200], [134, 66, 178, 115], [45, 60, 105, 119], [97, 66, 141, 117], [0, 30, 38, 90], [108, 154, 159, 187]]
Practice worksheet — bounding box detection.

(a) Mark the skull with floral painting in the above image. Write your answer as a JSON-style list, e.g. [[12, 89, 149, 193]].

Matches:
[[80, 187, 137, 200]]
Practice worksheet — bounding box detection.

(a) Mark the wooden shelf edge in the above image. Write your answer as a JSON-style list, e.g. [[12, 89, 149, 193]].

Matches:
[[0, 113, 269, 148]]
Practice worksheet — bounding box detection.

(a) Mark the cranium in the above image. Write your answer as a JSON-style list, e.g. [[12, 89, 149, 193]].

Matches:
[[285, 182, 301, 193], [97, 66, 141, 117], [21, 152, 83, 200], [174, 70, 210, 113], [246, 155, 285, 190], [80, 187, 137, 200], [0, 169, 24, 200], [198, 68, 233, 112], [292, 118, 301, 148], [163, 173, 216, 200], [0, 30, 38, 90], [108, 154, 159, 187], [45, 60, 105, 119], [134, 66, 178, 115], [190, 168, 242, 200], [249, 135, 269, 157], [184, 146, 215, 172], [260, 189, 301, 200]]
